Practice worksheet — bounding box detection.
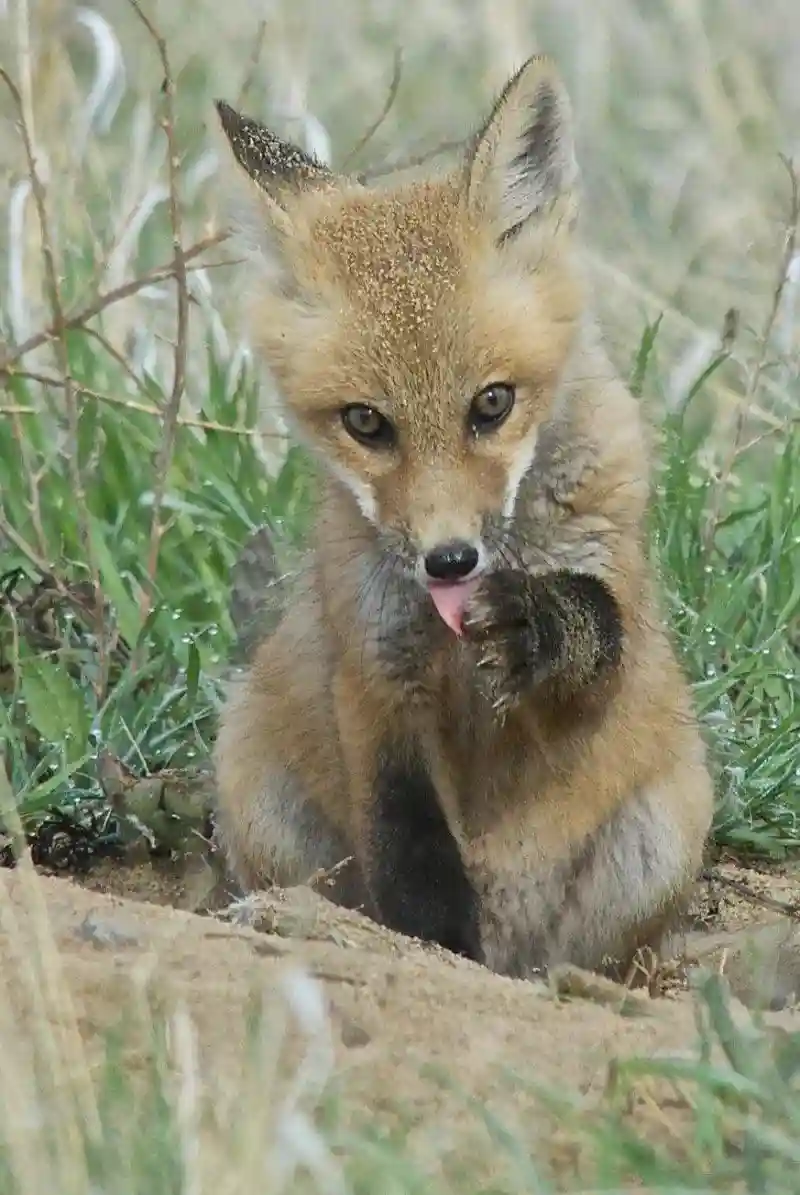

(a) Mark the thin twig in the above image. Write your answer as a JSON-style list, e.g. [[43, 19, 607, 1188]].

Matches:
[[0, 65, 106, 685], [701, 866, 800, 921], [702, 155, 800, 549], [358, 137, 467, 185], [236, 19, 268, 109], [340, 49, 403, 172], [0, 514, 51, 575], [0, 369, 277, 436], [127, 1, 189, 635], [0, 233, 227, 372], [305, 855, 356, 892], [80, 326, 154, 395], [735, 413, 800, 457]]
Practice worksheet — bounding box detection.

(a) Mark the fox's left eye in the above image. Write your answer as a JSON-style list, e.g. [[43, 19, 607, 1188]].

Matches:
[[341, 403, 396, 448], [469, 383, 516, 434]]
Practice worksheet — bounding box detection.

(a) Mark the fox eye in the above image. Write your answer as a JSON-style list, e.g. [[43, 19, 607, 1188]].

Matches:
[[469, 383, 516, 434], [341, 403, 395, 447]]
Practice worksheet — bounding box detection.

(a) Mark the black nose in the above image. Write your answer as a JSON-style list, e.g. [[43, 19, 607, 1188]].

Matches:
[[424, 541, 480, 582]]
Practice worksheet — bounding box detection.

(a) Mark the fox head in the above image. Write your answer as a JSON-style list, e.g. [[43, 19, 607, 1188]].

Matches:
[[215, 56, 584, 630]]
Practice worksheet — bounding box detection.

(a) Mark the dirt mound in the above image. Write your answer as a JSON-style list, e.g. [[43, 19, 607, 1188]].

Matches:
[[2, 856, 800, 1185]]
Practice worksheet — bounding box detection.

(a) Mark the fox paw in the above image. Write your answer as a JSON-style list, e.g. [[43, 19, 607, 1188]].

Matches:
[[462, 570, 545, 716]]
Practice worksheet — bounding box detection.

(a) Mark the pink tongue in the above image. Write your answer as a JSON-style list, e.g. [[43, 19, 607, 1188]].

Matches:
[[428, 579, 480, 636]]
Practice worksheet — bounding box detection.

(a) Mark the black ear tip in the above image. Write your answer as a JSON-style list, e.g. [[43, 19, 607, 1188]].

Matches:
[[214, 99, 237, 129]]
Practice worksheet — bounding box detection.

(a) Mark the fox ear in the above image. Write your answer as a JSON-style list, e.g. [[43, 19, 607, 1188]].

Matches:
[[466, 56, 578, 250], [215, 101, 333, 202], [213, 101, 334, 289]]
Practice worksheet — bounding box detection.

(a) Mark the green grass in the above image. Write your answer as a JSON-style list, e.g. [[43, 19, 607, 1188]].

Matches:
[[640, 328, 800, 857], [0, 336, 316, 851], [1, 293, 797, 860], [1, 0, 800, 1189]]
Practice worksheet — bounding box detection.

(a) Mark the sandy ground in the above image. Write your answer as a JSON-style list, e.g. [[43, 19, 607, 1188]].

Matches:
[[2, 851, 800, 1187]]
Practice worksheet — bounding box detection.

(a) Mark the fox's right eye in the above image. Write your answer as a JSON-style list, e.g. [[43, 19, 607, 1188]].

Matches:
[[341, 404, 396, 448]]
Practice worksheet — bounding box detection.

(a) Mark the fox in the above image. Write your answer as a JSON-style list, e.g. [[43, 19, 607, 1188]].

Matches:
[[211, 54, 715, 980]]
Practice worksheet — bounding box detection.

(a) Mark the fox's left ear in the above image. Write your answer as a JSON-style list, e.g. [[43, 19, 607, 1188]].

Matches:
[[212, 100, 336, 294], [466, 55, 579, 251]]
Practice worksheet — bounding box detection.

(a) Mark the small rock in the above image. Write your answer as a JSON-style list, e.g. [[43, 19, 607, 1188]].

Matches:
[[549, 964, 653, 1017], [340, 1018, 371, 1048], [76, 913, 139, 950]]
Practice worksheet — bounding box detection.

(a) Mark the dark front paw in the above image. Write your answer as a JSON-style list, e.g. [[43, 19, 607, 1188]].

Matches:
[[462, 569, 560, 715]]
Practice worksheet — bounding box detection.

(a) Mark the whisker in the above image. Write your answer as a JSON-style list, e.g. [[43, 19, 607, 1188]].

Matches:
[[355, 553, 393, 672]]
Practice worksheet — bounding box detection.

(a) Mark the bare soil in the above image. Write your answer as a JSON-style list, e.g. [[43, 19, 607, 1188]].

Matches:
[[3, 850, 800, 1187]]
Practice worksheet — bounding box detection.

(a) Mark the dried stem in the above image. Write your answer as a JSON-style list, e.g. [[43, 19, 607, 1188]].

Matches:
[[340, 49, 403, 172], [0, 369, 273, 436], [0, 233, 227, 372], [127, 0, 189, 633], [79, 327, 155, 395], [0, 65, 107, 690], [702, 156, 800, 549], [358, 137, 466, 184], [236, 19, 268, 108], [0, 515, 51, 576], [701, 867, 800, 922]]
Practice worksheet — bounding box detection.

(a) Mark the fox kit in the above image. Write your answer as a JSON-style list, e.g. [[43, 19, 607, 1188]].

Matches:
[[212, 56, 714, 979]]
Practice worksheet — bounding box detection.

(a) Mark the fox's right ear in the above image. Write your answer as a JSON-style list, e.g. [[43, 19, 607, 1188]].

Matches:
[[213, 101, 334, 290], [466, 56, 579, 257]]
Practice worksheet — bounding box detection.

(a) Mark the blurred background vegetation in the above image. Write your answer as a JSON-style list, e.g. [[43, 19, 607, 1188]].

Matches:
[[0, 0, 798, 862]]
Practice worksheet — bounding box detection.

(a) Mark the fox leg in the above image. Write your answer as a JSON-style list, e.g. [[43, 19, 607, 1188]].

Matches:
[[213, 602, 366, 908], [333, 670, 483, 961], [213, 745, 356, 899], [544, 762, 711, 977], [472, 759, 712, 980]]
